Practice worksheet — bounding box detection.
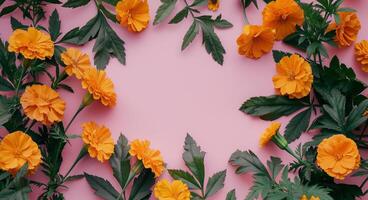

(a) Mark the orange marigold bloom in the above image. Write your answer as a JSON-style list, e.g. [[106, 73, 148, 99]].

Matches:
[[259, 122, 281, 147], [115, 0, 150, 32], [237, 25, 275, 59], [82, 122, 115, 162], [61, 48, 92, 79], [354, 40, 368, 72], [262, 0, 304, 40], [208, 0, 220, 11], [272, 54, 313, 99], [81, 68, 117, 107], [129, 139, 165, 177], [154, 180, 191, 200], [327, 12, 361, 47], [8, 27, 54, 60], [317, 134, 360, 180], [0, 131, 41, 175], [20, 85, 65, 125], [300, 195, 320, 200]]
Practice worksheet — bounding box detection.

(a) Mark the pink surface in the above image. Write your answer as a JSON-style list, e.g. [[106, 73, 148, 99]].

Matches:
[[1, 0, 368, 199]]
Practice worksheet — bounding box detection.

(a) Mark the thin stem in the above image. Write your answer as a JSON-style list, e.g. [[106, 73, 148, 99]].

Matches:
[[65, 105, 85, 133], [15, 67, 26, 96], [63, 147, 88, 181], [184, 0, 195, 18], [25, 120, 37, 133], [360, 176, 368, 189], [242, 7, 249, 24], [359, 121, 368, 141]]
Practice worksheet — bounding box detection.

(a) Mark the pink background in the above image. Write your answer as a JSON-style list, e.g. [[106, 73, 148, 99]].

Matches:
[[1, 0, 368, 199]]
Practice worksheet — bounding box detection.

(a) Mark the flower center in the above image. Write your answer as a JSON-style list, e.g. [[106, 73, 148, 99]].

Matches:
[[335, 153, 344, 161], [281, 14, 289, 21]]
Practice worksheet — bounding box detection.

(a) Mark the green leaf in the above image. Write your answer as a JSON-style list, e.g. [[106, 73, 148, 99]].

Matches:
[[240, 95, 308, 121], [168, 169, 201, 190], [169, 7, 188, 24], [181, 21, 199, 50], [84, 173, 119, 200], [199, 20, 225, 65], [109, 134, 131, 189], [191, 0, 207, 6], [0, 95, 13, 126], [345, 99, 368, 131], [58, 27, 80, 44], [284, 108, 312, 143], [49, 9, 61, 41], [76, 13, 102, 45], [10, 17, 27, 30], [205, 170, 226, 198], [272, 50, 291, 63], [63, 0, 90, 8], [226, 189, 236, 200], [266, 157, 283, 181], [213, 15, 233, 29], [229, 150, 270, 178], [153, 0, 177, 25], [183, 134, 205, 187], [0, 164, 31, 200], [128, 169, 155, 200], [0, 4, 18, 17]]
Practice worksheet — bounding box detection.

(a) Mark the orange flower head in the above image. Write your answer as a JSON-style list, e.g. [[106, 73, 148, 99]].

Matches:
[[8, 27, 54, 60], [154, 179, 191, 200], [20, 85, 66, 125], [259, 122, 281, 147], [237, 25, 275, 59], [272, 54, 313, 99], [81, 67, 117, 107], [82, 122, 115, 162], [208, 0, 220, 11], [116, 0, 150, 32], [327, 12, 361, 47], [61, 48, 92, 79], [300, 195, 320, 200], [129, 139, 165, 177], [355, 40, 368, 72], [0, 131, 41, 175], [317, 134, 360, 180], [262, 0, 304, 40]]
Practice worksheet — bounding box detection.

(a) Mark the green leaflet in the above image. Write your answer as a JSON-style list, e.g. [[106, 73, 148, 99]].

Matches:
[[153, 0, 177, 25]]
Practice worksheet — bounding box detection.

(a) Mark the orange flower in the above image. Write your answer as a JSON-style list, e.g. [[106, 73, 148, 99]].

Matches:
[[327, 12, 361, 47], [237, 25, 275, 59], [208, 0, 220, 11], [115, 0, 150, 32], [82, 122, 115, 162], [316, 134, 360, 180], [81, 68, 117, 107], [272, 54, 313, 99], [20, 85, 65, 125], [300, 195, 320, 200], [61, 48, 92, 79], [0, 131, 41, 175], [129, 139, 165, 177], [355, 40, 368, 72], [154, 180, 191, 200], [259, 122, 281, 147], [8, 27, 54, 60], [262, 0, 304, 40]]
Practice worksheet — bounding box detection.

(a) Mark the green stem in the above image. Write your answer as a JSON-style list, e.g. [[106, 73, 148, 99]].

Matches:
[[15, 67, 26, 96], [359, 121, 368, 141], [25, 120, 37, 134], [65, 105, 85, 133], [63, 146, 88, 181]]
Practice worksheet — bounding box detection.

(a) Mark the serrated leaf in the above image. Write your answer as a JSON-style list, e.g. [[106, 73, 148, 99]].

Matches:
[[169, 7, 188, 24], [272, 50, 292, 63], [240, 95, 308, 121], [205, 170, 226, 198], [153, 0, 177, 25], [284, 108, 312, 143], [168, 169, 201, 189], [214, 15, 233, 29], [181, 21, 199, 50], [226, 189, 236, 200], [84, 173, 119, 200], [58, 27, 80, 44], [63, 0, 90, 8], [77, 13, 102, 45], [345, 99, 368, 131], [49, 9, 61, 41], [0, 95, 13, 126], [199, 20, 225, 65], [183, 134, 205, 187], [229, 150, 270, 178], [0, 4, 18, 17], [266, 157, 283, 180], [128, 169, 155, 200], [10, 17, 27, 30], [109, 134, 131, 189]]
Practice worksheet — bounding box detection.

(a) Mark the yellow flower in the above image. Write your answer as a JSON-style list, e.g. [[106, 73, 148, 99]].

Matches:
[[259, 122, 281, 147], [272, 54, 313, 99], [115, 0, 150, 32], [0, 131, 41, 175], [61, 48, 92, 79], [316, 134, 360, 180], [237, 25, 275, 59], [154, 179, 191, 200], [20, 85, 65, 125], [81, 67, 117, 107], [355, 40, 368, 72], [262, 0, 304, 40], [129, 139, 165, 177], [208, 0, 220, 11], [82, 122, 115, 162], [300, 195, 320, 200], [8, 27, 54, 60], [327, 12, 361, 47]]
